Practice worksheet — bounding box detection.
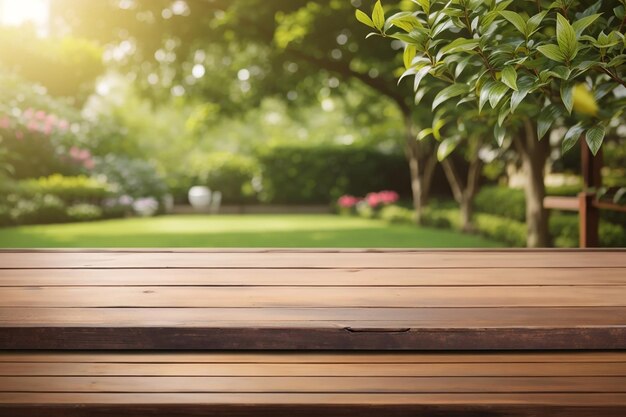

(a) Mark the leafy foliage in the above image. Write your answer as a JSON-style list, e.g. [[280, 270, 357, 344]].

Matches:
[[357, 0, 626, 154]]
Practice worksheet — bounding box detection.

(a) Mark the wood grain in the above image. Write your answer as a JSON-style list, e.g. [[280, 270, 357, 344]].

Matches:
[[2, 250, 624, 268], [1, 267, 624, 286], [0, 249, 624, 350], [2, 286, 625, 307]]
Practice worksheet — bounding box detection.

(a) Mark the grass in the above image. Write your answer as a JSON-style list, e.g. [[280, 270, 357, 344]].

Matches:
[[0, 214, 503, 248]]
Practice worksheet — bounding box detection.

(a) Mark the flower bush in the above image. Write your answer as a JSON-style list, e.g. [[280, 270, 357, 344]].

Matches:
[[337, 190, 400, 215], [0, 106, 94, 178], [132, 197, 159, 217]]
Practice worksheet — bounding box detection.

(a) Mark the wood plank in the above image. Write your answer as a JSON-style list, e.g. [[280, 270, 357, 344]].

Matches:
[[3, 352, 624, 364], [1, 286, 625, 307], [1, 267, 625, 286], [2, 376, 625, 393], [3, 327, 624, 350], [1, 250, 624, 268], [1, 307, 625, 327], [2, 403, 625, 417], [1, 392, 626, 405], [3, 362, 626, 377]]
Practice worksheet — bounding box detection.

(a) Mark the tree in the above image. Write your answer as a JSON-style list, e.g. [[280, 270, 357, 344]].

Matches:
[[53, 0, 439, 220], [358, 0, 626, 246], [0, 27, 103, 103]]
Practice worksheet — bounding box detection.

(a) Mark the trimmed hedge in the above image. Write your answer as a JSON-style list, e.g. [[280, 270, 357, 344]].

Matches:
[[474, 186, 526, 222], [256, 145, 412, 204], [476, 185, 626, 229], [18, 174, 111, 203], [0, 175, 121, 227], [367, 203, 626, 248], [549, 214, 626, 248]]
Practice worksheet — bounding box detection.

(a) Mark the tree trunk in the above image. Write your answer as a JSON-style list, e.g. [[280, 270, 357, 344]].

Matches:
[[404, 115, 424, 223], [514, 119, 550, 248], [421, 153, 437, 207], [459, 195, 473, 232], [441, 157, 483, 232], [406, 139, 423, 222]]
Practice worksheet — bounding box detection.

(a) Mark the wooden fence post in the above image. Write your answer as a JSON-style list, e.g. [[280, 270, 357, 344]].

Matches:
[[578, 140, 602, 248]]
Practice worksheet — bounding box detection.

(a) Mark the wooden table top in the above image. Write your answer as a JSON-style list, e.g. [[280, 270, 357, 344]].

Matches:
[[0, 249, 625, 350], [1, 351, 625, 416]]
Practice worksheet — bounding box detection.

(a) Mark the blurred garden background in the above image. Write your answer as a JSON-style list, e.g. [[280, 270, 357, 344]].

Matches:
[[0, 0, 624, 248]]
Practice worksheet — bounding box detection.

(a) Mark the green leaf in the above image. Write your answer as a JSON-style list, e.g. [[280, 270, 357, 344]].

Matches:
[[501, 66, 518, 91], [403, 45, 417, 69], [510, 76, 534, 113], [438, 38, 479, 59], [498, 103, 511, 126], [432, 83, 469, 110], [413, 65, 432, 92], [585, 125, 605, 155], [416, 128, 433, 141], [388, 12, 423, 32], [415, 0, 430, 14], [479, 81, 494, 113], [572, 14, 601, 36], [526, 11, 547, 36], [613, 187, 626, 204], [537, 105, 560, 139], [437, 138, 458, 161], [537, 44, 565, 62], [545, 65, 571, 80], [355, 9, 375, 29], [556, 13, 578, 61], [560, 82, 574, 114], [499, 11, 527, 36], [372, 0, 385, 31], [562, 123, 585, 153], [489, 82, 509, 108], [494, 124, 506, 147], [431, 115, 447, 140]]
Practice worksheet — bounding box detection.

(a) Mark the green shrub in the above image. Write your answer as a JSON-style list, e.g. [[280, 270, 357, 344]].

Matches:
[[187, 152, 259, 204], [420, 208, 456, 229], [0, 205, 12, 227], [474, 213, 527, 247], [474, 186, 526, 222], [549, 214, 579, 248], [379, 205, 414, 224], [18, 174, 111, 203], [10, 194, 67, 225], [256, 144, 411, 204], [66, 203, 103, 222], [355, 202, 375, 219], [93, 155, 168, 200], [550, 214, 626, 248], [546, 184, 582, 197]]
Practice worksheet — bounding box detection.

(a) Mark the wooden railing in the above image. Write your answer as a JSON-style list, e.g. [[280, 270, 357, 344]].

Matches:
[[544, 141, 625, 248]]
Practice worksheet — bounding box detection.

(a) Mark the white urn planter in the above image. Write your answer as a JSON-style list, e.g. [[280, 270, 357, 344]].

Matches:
[[188, 186, 212, 211]]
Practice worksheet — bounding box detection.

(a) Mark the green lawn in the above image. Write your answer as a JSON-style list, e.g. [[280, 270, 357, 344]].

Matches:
[[0, 214, 502, 248]]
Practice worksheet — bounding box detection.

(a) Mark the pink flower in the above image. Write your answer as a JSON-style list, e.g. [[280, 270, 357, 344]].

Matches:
[[27, 121, 40, 132], [83, 158, 95, 170], [78, 149, 91, 160], [35, 110, 46, 120], [15, 131, 24, 140], [338, 195, 360, 208], [23, 108, 34, 119], [58, 120, 69, 131], [69, 146, 81, 158], [365, 192, 382, 208], [378, 190, 399, 205], [46, 114, 58, 125], [0, 116, 10, 129]]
